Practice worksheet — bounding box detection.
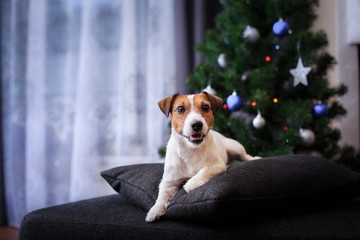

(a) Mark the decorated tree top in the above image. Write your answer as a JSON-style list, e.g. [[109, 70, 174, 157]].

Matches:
[[186, 0, 360, 171]]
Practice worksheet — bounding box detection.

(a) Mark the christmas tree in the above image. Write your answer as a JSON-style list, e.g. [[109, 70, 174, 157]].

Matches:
[[186, 0, 360, 171]]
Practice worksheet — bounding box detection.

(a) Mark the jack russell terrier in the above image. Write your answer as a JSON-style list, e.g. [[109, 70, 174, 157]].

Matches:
[[145, 92, 259, 222]]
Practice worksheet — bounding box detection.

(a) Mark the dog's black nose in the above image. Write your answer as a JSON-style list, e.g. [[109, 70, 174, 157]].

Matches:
[[191, 121, 203, 132]]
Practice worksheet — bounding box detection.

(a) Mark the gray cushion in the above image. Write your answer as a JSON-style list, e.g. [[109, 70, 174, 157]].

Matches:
[[101, 155, 360, 221]]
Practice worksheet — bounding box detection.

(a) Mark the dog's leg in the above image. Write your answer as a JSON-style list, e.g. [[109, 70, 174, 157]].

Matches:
[[183, 163, 226, 193], [145, 178, 182, 222], [224, 138, 260, 161]]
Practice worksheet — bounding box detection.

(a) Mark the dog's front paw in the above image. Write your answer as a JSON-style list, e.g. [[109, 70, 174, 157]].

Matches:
[[145, 203, 167, 222], [183, 178, 205, 193]]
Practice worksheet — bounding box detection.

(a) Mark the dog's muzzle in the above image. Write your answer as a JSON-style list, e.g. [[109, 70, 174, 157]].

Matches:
[[188, 120, 205, 144]]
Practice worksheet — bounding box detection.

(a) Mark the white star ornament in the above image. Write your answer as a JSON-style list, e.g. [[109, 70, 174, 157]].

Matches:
[[289, 57, 311, 87]]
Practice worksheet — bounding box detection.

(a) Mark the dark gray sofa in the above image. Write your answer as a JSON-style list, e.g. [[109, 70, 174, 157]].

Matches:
[[19, 155, 360, 240], [19, 194, 360, 240]]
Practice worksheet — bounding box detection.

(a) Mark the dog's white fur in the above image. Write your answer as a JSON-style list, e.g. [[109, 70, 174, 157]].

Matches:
[[145, 92, 258, 222]]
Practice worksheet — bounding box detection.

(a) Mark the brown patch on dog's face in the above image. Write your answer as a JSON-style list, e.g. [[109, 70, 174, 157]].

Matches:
[[201, 91, 224, 114], [170, 95, 191, 135], [157, 93, 179, 117], [193, 93, 215, 130]]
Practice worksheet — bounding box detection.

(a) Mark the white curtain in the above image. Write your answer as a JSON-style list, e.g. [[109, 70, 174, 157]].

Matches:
[[1, 0, 175, 227]]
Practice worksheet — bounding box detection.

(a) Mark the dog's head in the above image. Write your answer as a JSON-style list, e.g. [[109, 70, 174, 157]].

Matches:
[[158, 92, 223, 146]]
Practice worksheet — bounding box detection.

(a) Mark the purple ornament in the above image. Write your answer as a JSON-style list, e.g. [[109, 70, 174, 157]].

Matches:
[[313, 103, 329, 117], [226, 92, 243, 111], [272, 18, 290, 37]]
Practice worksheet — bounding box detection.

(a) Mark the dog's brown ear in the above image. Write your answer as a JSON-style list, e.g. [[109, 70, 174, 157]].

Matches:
[[202, 91, 223, 114], [157, 93, 179, 117]]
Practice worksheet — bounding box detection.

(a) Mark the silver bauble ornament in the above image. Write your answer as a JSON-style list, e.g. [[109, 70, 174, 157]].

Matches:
[[241, 70, 251, 81], [252, 111, 266, 129], [243, 25, 260, 43], [299, 128, 315, 146], [202, 85, 216, 95], [217, 53, 227, 68]]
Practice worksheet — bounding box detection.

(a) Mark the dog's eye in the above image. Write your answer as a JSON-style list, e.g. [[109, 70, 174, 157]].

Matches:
[[177, 106, 185, 114], [202, 104, 210, 112]]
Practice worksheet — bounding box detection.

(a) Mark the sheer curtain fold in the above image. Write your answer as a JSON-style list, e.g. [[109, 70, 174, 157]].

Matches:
[[25, 0, 47, 213], [1, 0, 175, 227]]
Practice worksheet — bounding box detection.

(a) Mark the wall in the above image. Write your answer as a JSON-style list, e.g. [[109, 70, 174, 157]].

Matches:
[[313, 0, 360, 150]]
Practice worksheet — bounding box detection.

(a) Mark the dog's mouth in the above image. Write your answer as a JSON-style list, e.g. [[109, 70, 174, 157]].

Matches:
[[179, 130, 207, 145], [189, 133, 204, 144]]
